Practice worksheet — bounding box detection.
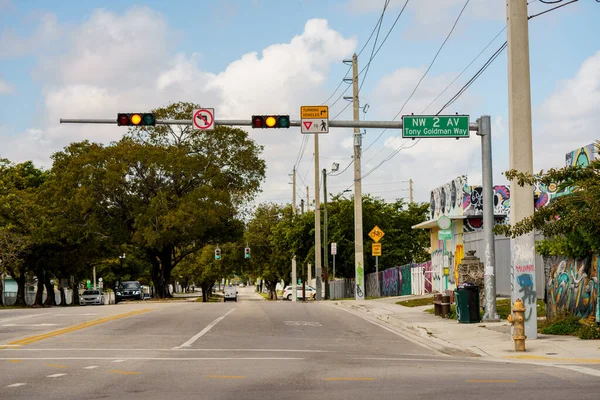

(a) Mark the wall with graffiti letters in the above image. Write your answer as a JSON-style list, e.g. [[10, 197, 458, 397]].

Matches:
[[565, 143, 596, 167], [381, 267, 400, 297], [429, 175, 467, 220], [546, 255, 599, 320]]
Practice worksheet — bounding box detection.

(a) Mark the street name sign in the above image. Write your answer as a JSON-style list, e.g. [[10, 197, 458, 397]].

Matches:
[[193, 108, 215, 131], [301, 105, 329, 134], [402, 115, 469, 138]]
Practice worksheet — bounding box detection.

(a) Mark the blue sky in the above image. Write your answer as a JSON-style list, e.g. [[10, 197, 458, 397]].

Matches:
[[0, 0, 599, 206]]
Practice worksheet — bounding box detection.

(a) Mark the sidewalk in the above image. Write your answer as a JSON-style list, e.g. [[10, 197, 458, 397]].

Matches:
[[331, 295, 600, 365]]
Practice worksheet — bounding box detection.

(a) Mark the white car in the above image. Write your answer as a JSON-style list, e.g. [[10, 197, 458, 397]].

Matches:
[[224, 285, 238, 302], [80, 290, 104, 306], [283, 285, 316, 301]]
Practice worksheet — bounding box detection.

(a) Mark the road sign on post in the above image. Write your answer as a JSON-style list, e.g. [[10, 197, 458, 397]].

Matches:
[[301, 106, 329, 134], [192, 108, 215, 131], [372, 243, 382, 256], [331, 242, 337, 255], [402, 115, 469, 139], [368, 226, 385, 242]]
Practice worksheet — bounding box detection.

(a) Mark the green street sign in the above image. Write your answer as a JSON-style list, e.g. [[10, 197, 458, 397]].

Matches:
[[438, 229, 452, 240], [402, 115, 469, 138]]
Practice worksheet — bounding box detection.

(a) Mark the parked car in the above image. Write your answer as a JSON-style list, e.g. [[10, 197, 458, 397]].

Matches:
[[80, 290, 104, 306], [283, 285, 316, 301], [116, 281, 144, 302], [224, 285, 238, 302]]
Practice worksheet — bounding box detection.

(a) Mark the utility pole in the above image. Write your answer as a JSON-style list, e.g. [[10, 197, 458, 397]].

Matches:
[[507, 0, 537, 339], [300, 199, 305, 214], [314, 133, 322, 301], [478, 116, 500, 322], [306, 186, 310, 212], [349, 53, 365, 300], [322, 168, 329, 300], [409, 179, 414, 203], [291, 167, 297, 303]]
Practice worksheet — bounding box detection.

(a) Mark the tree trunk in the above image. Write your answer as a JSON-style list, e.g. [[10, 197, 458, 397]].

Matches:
[[201, 282, 212, 302], [158, 247, 174, 298], [72, 281, 80, 306], [44, 276, 56, 306], [59, 286, 67, 306], [34, 273, 44, 306], [14, 273, 27, 306], [0, 273, 4, 306]]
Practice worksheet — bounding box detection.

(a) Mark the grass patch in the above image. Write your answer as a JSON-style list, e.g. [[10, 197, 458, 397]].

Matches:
[[396, 297, 433, 307], [195, 296, 222, 303]]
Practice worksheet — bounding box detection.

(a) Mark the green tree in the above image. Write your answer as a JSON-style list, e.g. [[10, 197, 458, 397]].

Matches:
[[495, 142, 600, 258]]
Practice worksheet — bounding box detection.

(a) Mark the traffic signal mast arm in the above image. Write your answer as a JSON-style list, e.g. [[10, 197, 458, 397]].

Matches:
[[60, 118, 480, 131]]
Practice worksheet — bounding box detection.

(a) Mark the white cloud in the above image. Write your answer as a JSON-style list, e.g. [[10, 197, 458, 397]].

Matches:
[[0, 77, 15, 94], [1, 8, 357, 209], [534, 50, 600, 170], [0, 12, 62, 58]]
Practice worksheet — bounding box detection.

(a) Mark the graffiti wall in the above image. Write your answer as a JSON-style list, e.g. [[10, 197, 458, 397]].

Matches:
[[430, 175, 467, 220], [454, 244, 464, 284], [565, 143, 595, 167], [381, 267, 399, 297], [399, 265, 412, 295], [546, 255, 599, 320]]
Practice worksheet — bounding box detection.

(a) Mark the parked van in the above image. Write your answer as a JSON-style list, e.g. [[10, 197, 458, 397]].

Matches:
[[224, 285, 238, 302]]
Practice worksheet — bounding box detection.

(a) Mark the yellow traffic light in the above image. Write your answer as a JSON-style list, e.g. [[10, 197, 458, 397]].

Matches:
[[131, 114, 142, 125], [265, 116, 277, 127]]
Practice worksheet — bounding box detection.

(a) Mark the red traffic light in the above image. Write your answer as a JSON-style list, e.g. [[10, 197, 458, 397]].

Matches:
[[252, 116, 264, 128], [117, 113, 156, 126]]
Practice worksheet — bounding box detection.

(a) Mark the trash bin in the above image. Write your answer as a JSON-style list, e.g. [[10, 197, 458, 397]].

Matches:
[[454, 283, 481, 323]]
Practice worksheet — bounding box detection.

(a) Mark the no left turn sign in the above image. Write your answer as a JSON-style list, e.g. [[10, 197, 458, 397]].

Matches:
[[192, 108, 215, 131]]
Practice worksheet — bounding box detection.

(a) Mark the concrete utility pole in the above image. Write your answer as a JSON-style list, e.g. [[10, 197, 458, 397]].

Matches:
[[306, 186, 310, 212], [507, 0, 537, 339], [300, 199, 305, 214], [409, 179, 414, 203], [322, 168, 329, 300], [291, 167, 297, 303], [350, 53, 365, 300], [478, 116, 500, 322], [314, 134, 322, 301]]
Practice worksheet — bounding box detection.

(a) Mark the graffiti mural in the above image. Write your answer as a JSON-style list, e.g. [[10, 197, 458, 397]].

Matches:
[[546, 255, 599, 320], [381, 268, 399, 297], [454, 244, 464, 284], [565, 143, 595, 167], [400, 265, 412, 295], [430, 175, 467, 220]]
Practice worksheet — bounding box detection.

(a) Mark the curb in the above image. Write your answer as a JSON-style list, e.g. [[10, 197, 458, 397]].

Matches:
[[330, 301, 485, 358]]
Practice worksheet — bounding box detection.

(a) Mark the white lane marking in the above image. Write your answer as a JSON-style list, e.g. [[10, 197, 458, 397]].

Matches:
[[0, 314, 47, 324], [3, 323, 59, 327], [284, 321, 322, 326], [553, 365, 600, 377], [83, 366, 99, 369], [176, 309, 235, 348], [0, 348, 330, 352], [6, 383, 27, 388], [46, 374, 67, 378], [111, 359, 125, 363], [0, 357, 304, 361]]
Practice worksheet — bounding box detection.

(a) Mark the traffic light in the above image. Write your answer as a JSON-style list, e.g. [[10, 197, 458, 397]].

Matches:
[[251, 115, 290, 129], [244, 247, 250, 259], [215, 248, 221, 260], [117, 113, 156, 126]]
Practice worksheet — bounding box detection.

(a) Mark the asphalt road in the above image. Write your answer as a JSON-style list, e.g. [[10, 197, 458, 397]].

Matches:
[[1, 286, 599, 399]]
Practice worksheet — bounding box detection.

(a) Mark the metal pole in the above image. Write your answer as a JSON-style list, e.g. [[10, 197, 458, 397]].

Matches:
[[306, 186, 310, 212], [375, 255, 379, 297], [350, 53, 365, 300], [507, 0, 537, 338], [93, 266, 97, 290], [300, 199, 305, 214], [314, 132, 322, 301], [409, 179, 414, 203], [322, 168, 329, 300], [479, 116, 500, 322], [292, 167, 297, 303]]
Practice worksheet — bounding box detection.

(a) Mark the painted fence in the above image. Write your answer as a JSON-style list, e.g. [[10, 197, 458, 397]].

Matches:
[[545, 255, 599, 321], [363, 264, 413, 298]]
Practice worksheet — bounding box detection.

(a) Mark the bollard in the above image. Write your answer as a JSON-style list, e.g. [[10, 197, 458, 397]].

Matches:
[[434, 293, 442, 316], [441, 294, 450, 318], [507, 299, 527, 351]]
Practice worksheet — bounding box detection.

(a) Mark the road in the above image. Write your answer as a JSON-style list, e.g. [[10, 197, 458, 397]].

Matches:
[[0, 286, 598, 399]]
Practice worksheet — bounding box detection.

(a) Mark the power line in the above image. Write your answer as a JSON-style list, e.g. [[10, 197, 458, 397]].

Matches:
[[362, 0, 470, 154]]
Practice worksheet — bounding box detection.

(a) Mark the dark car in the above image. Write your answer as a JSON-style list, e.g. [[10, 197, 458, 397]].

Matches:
[[116, 281, 144, 302]]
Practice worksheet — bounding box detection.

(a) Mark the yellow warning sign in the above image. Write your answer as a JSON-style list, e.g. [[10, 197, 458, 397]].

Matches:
[[301, 105, 328, 119], [372, 243, 382, 257], [368, 225, 385, 242]]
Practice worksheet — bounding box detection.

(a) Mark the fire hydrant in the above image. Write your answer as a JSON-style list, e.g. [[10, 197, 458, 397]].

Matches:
[[507, 299, 527, 351]]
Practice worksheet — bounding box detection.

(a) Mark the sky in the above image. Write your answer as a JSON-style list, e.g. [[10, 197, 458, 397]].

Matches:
[[0, 0, 599, 211]]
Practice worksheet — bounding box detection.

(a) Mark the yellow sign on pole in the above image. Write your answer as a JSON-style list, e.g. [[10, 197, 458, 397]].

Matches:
[[300, 105, 329, 119], [372, 243, 382, 256], [368, 225, 385, 242]]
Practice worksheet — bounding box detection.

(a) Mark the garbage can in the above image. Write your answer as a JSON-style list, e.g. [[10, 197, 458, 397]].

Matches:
[[454, 284, 481, 323]]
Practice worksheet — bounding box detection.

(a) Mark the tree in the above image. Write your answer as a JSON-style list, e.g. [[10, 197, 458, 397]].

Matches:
[[494, 142, 600, 259]]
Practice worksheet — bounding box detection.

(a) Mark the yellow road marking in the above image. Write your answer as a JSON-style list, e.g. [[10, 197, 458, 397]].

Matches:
[[109, 370, 141, 375], [503, 355, 600, 363], [323, 378, 376, 381], [4, 309, 153, 347], [206, 375, 246, 379], [45, 364, 68, 369], [467, 380, 517, 383], [8, 359, 21, 363]]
